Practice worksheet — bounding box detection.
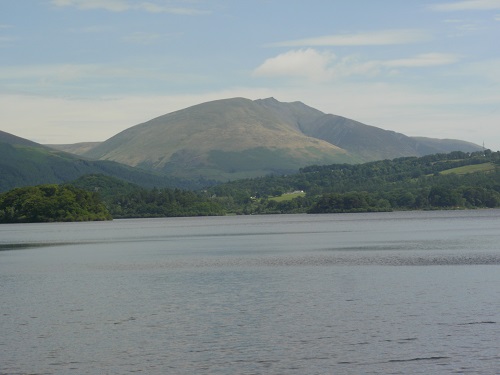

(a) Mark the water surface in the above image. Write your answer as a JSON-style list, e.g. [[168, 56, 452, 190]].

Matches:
[[1, 210, 499, 374]]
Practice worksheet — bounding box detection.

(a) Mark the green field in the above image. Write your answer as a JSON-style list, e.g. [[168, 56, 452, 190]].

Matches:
[[269, 191, 306, 202], [440, 162, 496, 175]]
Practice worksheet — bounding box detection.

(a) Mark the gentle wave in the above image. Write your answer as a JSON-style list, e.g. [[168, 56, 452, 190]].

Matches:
[[90, 252, 500, 271], [387, 356, 450, 363]]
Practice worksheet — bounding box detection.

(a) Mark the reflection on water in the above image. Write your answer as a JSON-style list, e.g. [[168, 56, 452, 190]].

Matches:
[[1, 210, 500, 374]]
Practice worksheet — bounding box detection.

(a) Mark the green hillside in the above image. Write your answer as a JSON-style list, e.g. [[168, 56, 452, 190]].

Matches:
[[0, 131, 200, 192], [208, 150, 500, 214], [440, 162, 495, 175], [69, 151, 500, 219], [80, 97, 481, 182], [2, 150, 496, 221]]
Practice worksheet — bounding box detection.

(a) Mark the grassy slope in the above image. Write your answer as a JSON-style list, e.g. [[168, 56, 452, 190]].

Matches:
[[440, 162, 496, 175], [269, 191, 306, 202]]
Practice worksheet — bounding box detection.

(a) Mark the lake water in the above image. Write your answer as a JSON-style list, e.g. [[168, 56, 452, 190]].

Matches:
[[1, 210, 499, 374]]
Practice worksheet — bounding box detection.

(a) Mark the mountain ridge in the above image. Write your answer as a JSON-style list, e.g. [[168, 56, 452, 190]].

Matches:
[[0, 96, 485, 192], [74, 97, 481, 181]]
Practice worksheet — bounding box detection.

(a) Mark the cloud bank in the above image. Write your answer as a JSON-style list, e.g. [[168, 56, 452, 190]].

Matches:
[[268, 29, 431, 47], [254, 49, 460, 81]]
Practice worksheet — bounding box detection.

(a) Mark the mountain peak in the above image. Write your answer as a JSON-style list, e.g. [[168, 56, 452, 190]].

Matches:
[[72, 97, 482, 181]]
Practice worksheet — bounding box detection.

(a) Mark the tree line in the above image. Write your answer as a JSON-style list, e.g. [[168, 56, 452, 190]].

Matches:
[[207, 150, 500, 214], [0, 184, 112, 223], [1, 150, 498, 223], [70, 175, 225, 218]]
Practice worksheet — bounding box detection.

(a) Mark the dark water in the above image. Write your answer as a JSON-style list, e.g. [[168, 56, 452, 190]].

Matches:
[[1, 210, 499, 374]]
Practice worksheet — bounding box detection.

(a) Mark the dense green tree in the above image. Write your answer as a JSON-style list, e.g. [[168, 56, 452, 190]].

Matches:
[[0, 184, 112, 223], [70, 175, 226, 218], [208, 150, 500, 214]]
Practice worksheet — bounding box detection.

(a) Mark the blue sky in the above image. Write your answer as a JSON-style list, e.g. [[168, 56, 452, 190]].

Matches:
[[1, 0, 499, 150]]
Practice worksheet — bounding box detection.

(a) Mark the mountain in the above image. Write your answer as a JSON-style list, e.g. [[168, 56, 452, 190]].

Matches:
[[0, 130, 192, 192], [83, 97, 355, 180], [80, 97, 482, 181], [297, 113, 484, 161]]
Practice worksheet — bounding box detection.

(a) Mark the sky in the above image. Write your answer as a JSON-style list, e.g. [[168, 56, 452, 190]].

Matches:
[[1, 0, 499, 150]]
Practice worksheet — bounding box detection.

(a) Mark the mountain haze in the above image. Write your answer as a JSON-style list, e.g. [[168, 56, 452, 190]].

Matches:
[[83, 98, 482, 181]]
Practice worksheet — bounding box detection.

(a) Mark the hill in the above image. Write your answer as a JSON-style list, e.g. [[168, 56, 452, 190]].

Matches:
[[68, 151, 499, 218], [79, 98, 482, 181], [208, 150, 500, 214], [0, 130, 197, 192]]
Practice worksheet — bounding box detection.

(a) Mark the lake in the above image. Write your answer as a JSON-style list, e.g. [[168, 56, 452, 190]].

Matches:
[[1, 210, 499, 374]]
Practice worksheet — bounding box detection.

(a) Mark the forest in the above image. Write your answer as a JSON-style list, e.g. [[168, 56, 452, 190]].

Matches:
[[207, 150, 500, 214], [0, 184, 112, 223], [1, 150, 499, 222], [70, 174, 225, 218]]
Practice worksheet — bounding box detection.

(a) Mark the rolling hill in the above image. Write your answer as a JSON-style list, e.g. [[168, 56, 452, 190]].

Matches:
[[0, 130, 193, 192], [76, 97, 482, 181]]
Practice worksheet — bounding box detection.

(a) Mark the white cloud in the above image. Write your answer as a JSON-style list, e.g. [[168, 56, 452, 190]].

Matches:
[[254, 50, 460, 82], [268, 29, 431, 47], [50, 0, 209, 15], [253, 49, 337, 81], [383, 53, 461, 67], [430, 0, 500, 11]]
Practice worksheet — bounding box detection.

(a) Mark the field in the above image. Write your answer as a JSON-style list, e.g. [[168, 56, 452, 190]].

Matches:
[[440, 162, 496, 175], [269, 191, 306, 202]]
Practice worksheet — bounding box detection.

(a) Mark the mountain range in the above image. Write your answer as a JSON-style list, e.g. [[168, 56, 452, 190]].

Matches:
[[49, 97, 482, 181], [1, 97, 483, 191]]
